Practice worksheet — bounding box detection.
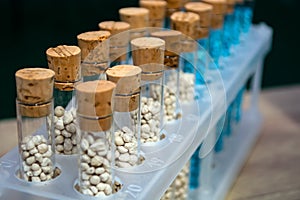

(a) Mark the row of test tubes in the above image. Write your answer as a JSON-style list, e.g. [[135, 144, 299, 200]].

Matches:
[[14, 0, 255, 199]]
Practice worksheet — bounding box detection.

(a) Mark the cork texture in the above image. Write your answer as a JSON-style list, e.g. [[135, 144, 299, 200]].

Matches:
[[78, 116, 112, 132], [76, 80, 116, 118], [114, 93, 140, 112], [184, 2, 213, 28], [106, 65, 141, 95], [77, 31, 110, 64], [211, 14, 224, 29], [139, 1, 167, 20], [131, 37, 165, 81], [119, 7, 149, 29], [196, 27, 210, 39], [15, 68, 55, 105], [202, 0, 227, 15], [46, 45, 81, 84], [151, 30, 182, 56], [98, 21, 130, 62], [170, 11, 200, 40], [166, 0, 182, 9], [19, 102, 52, 118]]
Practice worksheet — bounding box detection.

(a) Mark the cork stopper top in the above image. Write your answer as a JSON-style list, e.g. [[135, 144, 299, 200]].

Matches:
[[119, 7, 149, 16], [150, 30, 182, 54], [139, 0, 167, 20], [131, 37, 165, 49], [170, 11, 200, 39], [184, 2, 213, 28], [98, 21, 130, 35], [77, 31, 111, 42], [15, 68, 55, 104], [202, 0, 227, 15], [46, 45, 81, 83], [184, 2, 213, 13], [119, 7, 149, 29], [106, 65, 141, 94]]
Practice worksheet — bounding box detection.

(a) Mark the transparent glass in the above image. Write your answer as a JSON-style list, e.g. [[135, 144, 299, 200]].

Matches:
[[240, 0, 255, 35], [77, 115, 115, 197], [189, 145, 201, 190], [164, 54, 181, 121], [16, 99, 56, 182], [179, 40, 197, 102], [113, 91, 141, 168], [81, 61, 109, 82], [109, 31, 130, 67], [53, 82, 79, 155], [141, 72, 164, 143]]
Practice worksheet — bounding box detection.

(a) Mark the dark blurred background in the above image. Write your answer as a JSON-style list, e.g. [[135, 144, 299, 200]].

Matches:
[[0, 0, 299, 119]]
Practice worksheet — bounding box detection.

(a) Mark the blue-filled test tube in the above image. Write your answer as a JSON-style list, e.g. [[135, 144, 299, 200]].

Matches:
[[189, 146, 202, 189], [222, 3, 235, 57], [240, 0, 255, 35]]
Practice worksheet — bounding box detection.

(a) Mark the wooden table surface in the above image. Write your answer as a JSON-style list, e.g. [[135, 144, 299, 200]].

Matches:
[[1, 85, 300, 200]]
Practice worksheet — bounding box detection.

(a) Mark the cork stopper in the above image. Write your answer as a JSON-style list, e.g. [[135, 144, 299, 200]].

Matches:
[[76, 80, 116, 132], [235, 0, 244, 4], [166, 0, 183, 9], [98, 21, 130, 62], [131, 37, 165, 81], [106, 65, 142, 112], [46, 45, 81, 91], [211, 14, 224, 29], [15, 68, 55, 117], [77, 31, 111, 76], [184, 2, 213, 28], [119, 7, 149, 29], [202, 0, 227, 15], [170, 11, 200, 40], [150, 30, 182, 56], [226, 3, 234, 14], [140, 1, 167, 27], [196, 27, 210, 39]]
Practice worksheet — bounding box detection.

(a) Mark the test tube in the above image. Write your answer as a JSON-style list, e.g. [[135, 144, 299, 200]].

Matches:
[[77, 30, 111, 81], [139, 0, 167, 28], [131, 37, 166, 143], [151, 30, 182, 121], [76, 80, 116, 197], [15, 68, 56, 182], [46, 45, 81, 155], [106, 65, 142, 168], [170, 11, 199, 102]]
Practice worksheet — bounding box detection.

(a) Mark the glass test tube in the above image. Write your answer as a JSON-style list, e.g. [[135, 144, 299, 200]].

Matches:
[[99, 21, 131, 67], [184, 2, 213, 87], [77, 31, 111, 82], [76, 80, 117, 197], [239, 0, 255, 38], [222, 0, 236, 57], [131, 37, 165, 143], [151, 30, 182, 121], [15, 68, 56, 182], [106, 65, 142, 168], [140, 0, 167, 29], [170, 11, 199, 102], [164, 0, 182, 29], [46, 45, 81, 155], [202, 0, 227, 69]]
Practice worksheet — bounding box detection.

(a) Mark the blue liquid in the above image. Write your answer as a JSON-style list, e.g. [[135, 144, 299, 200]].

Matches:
[[214, 116, 226, 152], [189, 146, 201, 189], [209, 28, 223, 69], [196, 38, 209, 85], [240, 7, 253, 34], [232, 6, 242, 45], [222, 14, 234, 57], [181, 52, 196, 74], [225, 104, 234, 137], [233, 87, 246, 123]]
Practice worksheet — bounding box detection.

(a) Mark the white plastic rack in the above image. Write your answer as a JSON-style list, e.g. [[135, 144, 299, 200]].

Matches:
[[0, 23, 272, 200]]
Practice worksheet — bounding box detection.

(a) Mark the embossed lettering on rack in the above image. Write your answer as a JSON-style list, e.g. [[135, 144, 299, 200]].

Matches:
[[146, 157, 165, 168], [124, 184, 143, 199]]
